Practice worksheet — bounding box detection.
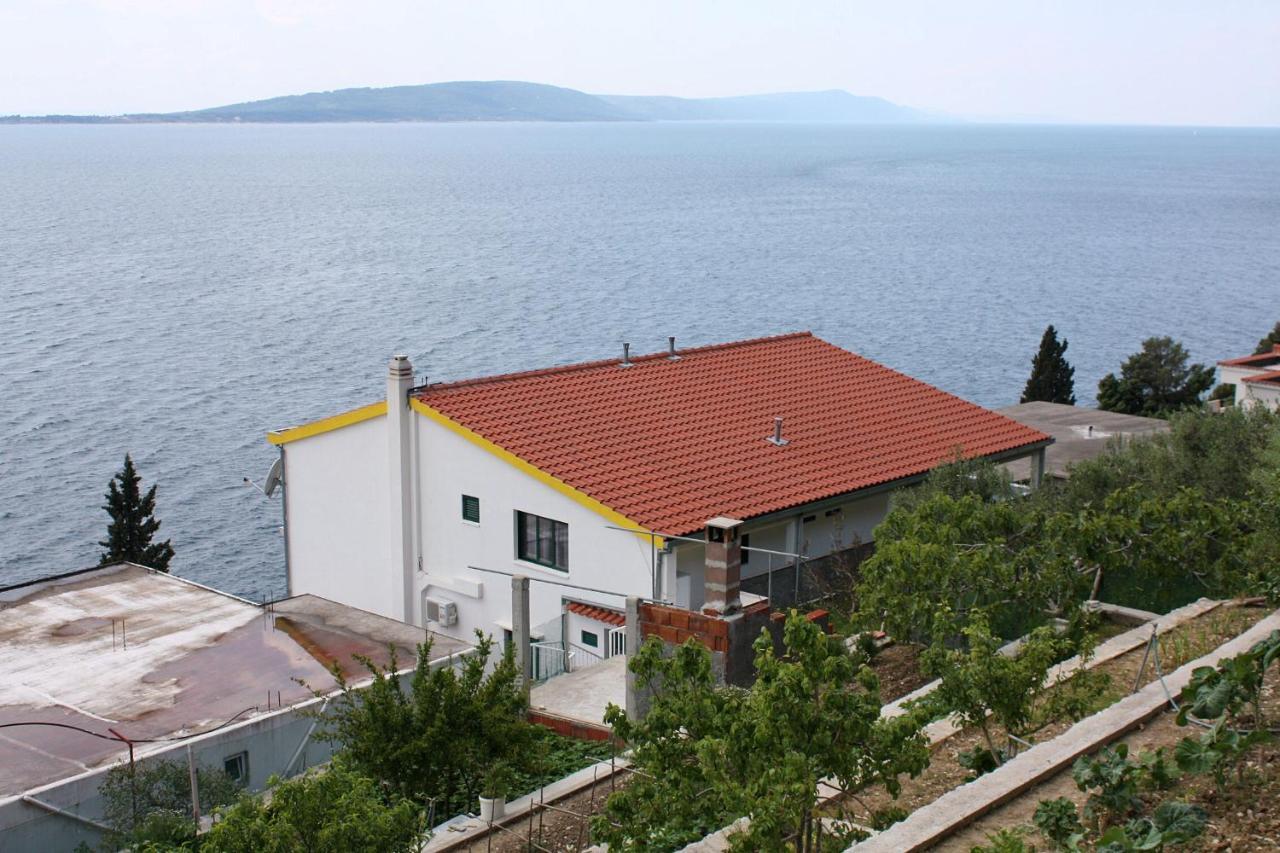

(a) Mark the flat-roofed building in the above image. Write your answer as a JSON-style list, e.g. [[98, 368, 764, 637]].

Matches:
[[0, 562, 470, 850]]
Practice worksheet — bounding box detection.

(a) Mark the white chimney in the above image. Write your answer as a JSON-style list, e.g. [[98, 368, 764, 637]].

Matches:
[[387, 355, 415, 624]]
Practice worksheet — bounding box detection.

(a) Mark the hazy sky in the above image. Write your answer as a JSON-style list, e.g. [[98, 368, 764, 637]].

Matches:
[[3, 0, 1278, 125]]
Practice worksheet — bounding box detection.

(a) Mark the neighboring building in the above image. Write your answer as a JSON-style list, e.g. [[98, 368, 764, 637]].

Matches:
[[0, 563, 470, 851], [997, 401, 1170, 482], [267, 332, 1052, 650], [1217, 345, 1280, 411]]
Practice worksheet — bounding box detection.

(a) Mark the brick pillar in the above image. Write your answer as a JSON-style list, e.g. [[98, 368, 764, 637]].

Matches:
[[703, 516, 743, 616]]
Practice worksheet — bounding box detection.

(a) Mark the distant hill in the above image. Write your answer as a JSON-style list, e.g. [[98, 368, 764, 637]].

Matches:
[[0, 81, 936, 124]]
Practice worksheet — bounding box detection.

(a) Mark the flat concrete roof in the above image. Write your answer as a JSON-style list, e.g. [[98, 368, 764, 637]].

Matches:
[[0, 563, 470, 798], [996, 402, 1169, 481]]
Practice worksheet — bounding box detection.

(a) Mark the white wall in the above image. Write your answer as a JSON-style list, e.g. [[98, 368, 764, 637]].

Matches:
[[413, 415, 655, 644], [282, 416, 397, 619]]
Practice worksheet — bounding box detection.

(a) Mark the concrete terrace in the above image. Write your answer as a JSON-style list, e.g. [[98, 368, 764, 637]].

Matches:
[[0, 563, 470, 799], [529, 655, 627, 726], [997, 401, 1168, 481]]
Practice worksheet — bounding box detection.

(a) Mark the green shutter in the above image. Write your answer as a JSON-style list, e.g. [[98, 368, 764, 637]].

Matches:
[[462, 494, 480, 523]]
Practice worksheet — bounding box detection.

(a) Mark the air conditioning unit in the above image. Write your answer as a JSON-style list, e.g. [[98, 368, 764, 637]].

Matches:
[[424, 596, 458, 627]]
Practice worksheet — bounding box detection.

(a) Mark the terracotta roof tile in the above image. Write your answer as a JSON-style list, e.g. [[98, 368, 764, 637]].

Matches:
[[416, 333, 1051, 535], [1242, 369, 1280, 387], [565, 601, 627, 626], [1219, 345, 1280, 368]]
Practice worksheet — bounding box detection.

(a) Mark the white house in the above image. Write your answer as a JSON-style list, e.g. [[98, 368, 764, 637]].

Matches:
[[1217, 345, 1280, 411], [267, 333, 1051, 653]]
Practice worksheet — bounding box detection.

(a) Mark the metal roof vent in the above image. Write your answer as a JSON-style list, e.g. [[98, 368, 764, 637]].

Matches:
[[765, 417, 790, 446], [667, 336, 681, 361], [621, 342, 633, 368]]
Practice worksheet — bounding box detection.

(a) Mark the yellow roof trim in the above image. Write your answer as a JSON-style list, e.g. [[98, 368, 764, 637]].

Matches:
[[410, 397, 665, 549], [267, 401, 387, 446]]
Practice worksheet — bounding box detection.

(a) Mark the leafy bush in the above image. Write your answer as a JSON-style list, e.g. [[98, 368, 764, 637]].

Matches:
[[311, 631, 538, 816], [202, 760, 426, 853], [1033, 797, 1082, 847], [971, 825, 1037, 852], [593, 613, 930, 851], [1072, 744, 1143, 828]]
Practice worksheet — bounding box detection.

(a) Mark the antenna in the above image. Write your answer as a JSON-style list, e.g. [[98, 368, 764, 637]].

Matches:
[[244, 457, 284, 497]]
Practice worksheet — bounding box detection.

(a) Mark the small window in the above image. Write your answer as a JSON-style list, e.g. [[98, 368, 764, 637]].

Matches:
[[741, 533, 750, 565], [825, 507, 843, 518], [224, 751, 249, 785], [580, 630, 599, 648], [461, 494, 480, 523], [802, 514, 817, 524], [516, 511, 568, 571]]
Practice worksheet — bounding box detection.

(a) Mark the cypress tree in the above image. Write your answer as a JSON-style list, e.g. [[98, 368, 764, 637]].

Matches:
[[99, 454, 175, 572], [1020, 325, 1076, 405]]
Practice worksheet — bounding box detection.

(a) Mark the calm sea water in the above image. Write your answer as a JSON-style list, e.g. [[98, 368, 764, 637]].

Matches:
[[2, 122, 1278, 598]]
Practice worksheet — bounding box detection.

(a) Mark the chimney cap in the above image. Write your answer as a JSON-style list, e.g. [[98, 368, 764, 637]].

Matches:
[[705, 516, 744, 530]]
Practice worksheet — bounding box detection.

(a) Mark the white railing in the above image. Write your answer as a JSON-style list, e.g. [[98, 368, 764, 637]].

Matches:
[[568, 642, 606, 671], [531, 641, 573, 681], [607, 627, 627, 657]]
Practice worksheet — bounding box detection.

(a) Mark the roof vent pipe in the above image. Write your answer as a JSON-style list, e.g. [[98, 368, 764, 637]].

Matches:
[[621, 342, 632, 368], [668, 336, 681, 361], [766, 416, 790, 446]]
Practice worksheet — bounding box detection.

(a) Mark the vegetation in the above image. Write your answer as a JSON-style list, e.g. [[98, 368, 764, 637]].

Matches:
[[926, 617, 1110, 769], [594, 613, 930, 851], [857, 407, 1280, 636], [313, 632, 543, 818], [99, 453, 174, 571], [98, 758, 239, 849], [1096, 336, 1214, 417], [1255, 320, 1280, 354], [202, 760, 427, 853], [1021, 325, 1076, 405]]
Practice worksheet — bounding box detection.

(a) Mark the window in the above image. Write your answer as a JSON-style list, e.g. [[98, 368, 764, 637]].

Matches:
[[580, 630, 599, 648], [741, 533, 750, 565], [461, 494, 480, 523], [223, 751, 249, 785], [516, 511, 568, 571]]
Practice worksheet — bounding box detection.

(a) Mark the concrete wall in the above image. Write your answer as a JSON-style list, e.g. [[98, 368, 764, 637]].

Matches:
[[282, 415, 396, 618], [0, 699, 334, 851]]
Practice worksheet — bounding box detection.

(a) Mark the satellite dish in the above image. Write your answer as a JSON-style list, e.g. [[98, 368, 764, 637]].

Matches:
[[263, 457, 283, 497]]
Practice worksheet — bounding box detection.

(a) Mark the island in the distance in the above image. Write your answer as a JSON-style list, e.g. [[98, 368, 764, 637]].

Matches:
[[1, 80, 938, 124]]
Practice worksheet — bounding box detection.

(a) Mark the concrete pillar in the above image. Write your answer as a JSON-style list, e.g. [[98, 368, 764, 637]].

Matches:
[[512, 575, 531, 701], [703, 517, 743, 616], [624, 596, 646, 720], [387, 355, 416, 624], [1030, 447, 1046, 490]]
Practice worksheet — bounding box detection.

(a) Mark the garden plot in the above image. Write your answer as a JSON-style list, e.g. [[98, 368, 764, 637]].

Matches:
[[828, 602, 1267, 838], [849, 603, 1279, 852]]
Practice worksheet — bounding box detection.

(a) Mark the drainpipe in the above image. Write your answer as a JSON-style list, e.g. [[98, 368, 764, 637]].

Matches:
[[279, 445, 291, 597]]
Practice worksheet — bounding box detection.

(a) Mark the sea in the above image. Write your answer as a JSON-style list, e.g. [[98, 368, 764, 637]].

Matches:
[[1, 122, 1278, 599]]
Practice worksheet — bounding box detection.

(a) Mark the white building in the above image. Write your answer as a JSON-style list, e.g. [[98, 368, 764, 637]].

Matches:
[[268, 333, 1052, 653], [1217, 345, 1280, 411]]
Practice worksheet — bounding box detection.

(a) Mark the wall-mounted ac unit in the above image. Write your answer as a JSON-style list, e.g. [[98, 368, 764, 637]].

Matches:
[[424, 596, 458, 627]]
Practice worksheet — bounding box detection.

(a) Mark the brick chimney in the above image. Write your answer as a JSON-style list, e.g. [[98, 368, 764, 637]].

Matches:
[[703, 516, 743, 616]]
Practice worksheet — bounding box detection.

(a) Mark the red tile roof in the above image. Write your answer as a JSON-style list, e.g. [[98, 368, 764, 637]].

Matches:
[[416, 333, 1051, 536], [565, 601, 626, 627], [1218, 345, 1280, 368], [1242, 369, 1280, 387]]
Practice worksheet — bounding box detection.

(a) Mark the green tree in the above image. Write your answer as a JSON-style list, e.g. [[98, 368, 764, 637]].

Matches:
[[594, 613, 930, 851], [99, 454, 174, 571], [311, 632, 536, 816], [1021, 325, 1076, 404], [1096, 336, 1214, 417], [202, 760, 427, 853], [1255, 320, 1280, 354]]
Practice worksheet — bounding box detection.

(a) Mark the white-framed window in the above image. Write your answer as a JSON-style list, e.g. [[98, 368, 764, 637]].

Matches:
[[223, 751, 249, 785]]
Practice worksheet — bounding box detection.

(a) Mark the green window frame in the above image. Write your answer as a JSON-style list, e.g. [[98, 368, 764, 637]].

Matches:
[[461, 494, 480, 523], [515, 511, 568, 571], [580, 630, 599, 648]]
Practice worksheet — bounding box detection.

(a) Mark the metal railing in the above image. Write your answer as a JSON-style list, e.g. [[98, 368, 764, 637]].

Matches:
[[531, 641, 573, 681]]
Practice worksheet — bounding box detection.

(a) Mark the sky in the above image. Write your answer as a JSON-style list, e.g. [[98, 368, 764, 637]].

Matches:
[[2, 1, 1278, 126]]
